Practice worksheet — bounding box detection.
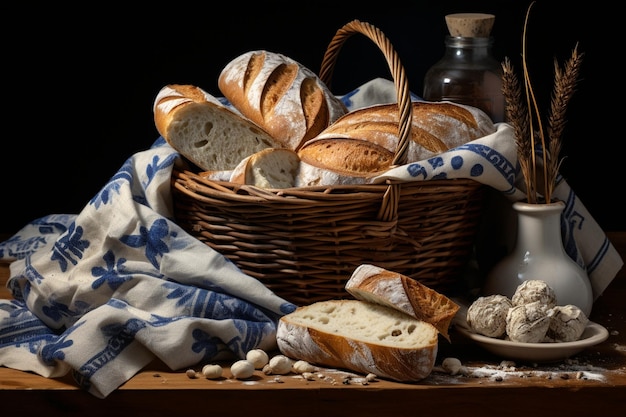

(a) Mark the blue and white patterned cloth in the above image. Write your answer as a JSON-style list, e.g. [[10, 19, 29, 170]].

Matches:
[[0, 78, 622, 398]]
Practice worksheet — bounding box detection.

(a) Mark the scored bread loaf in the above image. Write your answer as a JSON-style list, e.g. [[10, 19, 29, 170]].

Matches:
[[276, 299, 438, 382], [298, 101, 496, 176], [229, 148, 300, 188], [345, 264, 460, 341], [297, 137, 395, 179], [153, 84, 281, 171], [218, 50, 348, 151]]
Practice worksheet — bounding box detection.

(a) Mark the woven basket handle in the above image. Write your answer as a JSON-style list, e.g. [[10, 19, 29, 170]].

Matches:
[[319, 19, 413, 167]]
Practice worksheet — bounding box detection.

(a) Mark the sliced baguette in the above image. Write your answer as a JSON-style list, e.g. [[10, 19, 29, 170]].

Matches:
[[153, 84, 281, 171], [229, 148, 300, 188], [345, 264, 460, 341], [276, 299, 438, 382]]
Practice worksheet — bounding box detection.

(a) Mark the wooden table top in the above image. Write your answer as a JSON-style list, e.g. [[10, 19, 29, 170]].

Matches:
[[1, 232, 625, 417]]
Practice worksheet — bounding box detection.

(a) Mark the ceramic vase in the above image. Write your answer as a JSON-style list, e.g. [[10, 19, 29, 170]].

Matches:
[[482, 200, 593, 317]]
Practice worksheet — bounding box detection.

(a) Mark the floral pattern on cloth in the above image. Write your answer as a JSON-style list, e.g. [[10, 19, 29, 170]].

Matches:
[[0, 78, 622, 398], [0, 139, 297, 398]]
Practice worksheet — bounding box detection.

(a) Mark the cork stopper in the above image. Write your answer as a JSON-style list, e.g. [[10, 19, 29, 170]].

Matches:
[[445, 13, 495, 38]]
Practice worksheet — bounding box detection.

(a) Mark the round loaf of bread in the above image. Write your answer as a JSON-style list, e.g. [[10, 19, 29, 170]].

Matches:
[[297, 101, 496, 176], [276, 299, 438, 382], [218, 50, 348, 151]]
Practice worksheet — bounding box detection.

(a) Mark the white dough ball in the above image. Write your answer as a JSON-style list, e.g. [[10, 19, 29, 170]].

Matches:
[[546, 305, 588, 342], [467, 294, 513, 338], [511, 280, 557, 308], [506, 300, 553, 343]]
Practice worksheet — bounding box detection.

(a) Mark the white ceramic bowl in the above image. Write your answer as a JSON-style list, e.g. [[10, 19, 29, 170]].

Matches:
[[455, 320, 609, 363]]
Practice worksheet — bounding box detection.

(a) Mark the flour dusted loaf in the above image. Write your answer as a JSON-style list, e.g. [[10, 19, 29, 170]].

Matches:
[[297, 101, 496, 176], [276, 299, 438, 382], [345, 264, 460, 341], [218, 50, 348, 151], [153, 84, 281, 171]]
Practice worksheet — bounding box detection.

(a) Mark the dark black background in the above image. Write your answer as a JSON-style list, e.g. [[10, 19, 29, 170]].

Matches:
[[3, 1, 621, 235]]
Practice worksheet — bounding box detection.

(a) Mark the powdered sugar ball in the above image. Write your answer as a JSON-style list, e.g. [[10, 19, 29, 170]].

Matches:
[[546, 305, 589, 342], [511, 280, 557, 308], [506, 301, 553, 343], [467, 295, 513, 338]]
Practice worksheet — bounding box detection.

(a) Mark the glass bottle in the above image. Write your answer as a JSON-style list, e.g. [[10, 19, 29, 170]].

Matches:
[[423, 13, 505, 123]]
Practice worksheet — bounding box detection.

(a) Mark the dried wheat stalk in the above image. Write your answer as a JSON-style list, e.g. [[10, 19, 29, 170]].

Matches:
[[502, 57, 534, 201], [546, 44, 584, 201], [501, 2, 583, 204]]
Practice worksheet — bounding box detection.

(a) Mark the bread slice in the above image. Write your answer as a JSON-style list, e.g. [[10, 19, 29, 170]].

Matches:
[[345, 264, 460, 341], [153, 84, 281, 171], [229, 148, 300, 188], [276, 299, 438, 381]]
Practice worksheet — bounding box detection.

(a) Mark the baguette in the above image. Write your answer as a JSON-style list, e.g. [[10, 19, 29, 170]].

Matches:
[[298, 101, 496, 175], [218, 50, 348, 151], [345, 264, 460, 341], [153, 84, 281, 171], [276, 299, 438, 382]]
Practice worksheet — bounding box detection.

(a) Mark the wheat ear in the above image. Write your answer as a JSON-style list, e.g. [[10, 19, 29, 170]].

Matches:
[[545, 44, 584, 201]]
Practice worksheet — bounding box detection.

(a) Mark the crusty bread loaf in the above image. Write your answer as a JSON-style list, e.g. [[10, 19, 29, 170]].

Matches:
[[218, 50, 348, 151], [345, 264, 460, 341], [229, 148, 300, 188], [153, 84, 281, 171], [299, 101, 496, 175], [276, 299, 438, 382], [297, 137, 395, 178]]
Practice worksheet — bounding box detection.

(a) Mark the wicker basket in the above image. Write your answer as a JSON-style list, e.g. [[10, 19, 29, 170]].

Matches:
[[171, 20, 485, 305]]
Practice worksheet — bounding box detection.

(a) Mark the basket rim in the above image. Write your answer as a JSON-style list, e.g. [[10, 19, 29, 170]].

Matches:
[[173, 166, 482, 199]]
